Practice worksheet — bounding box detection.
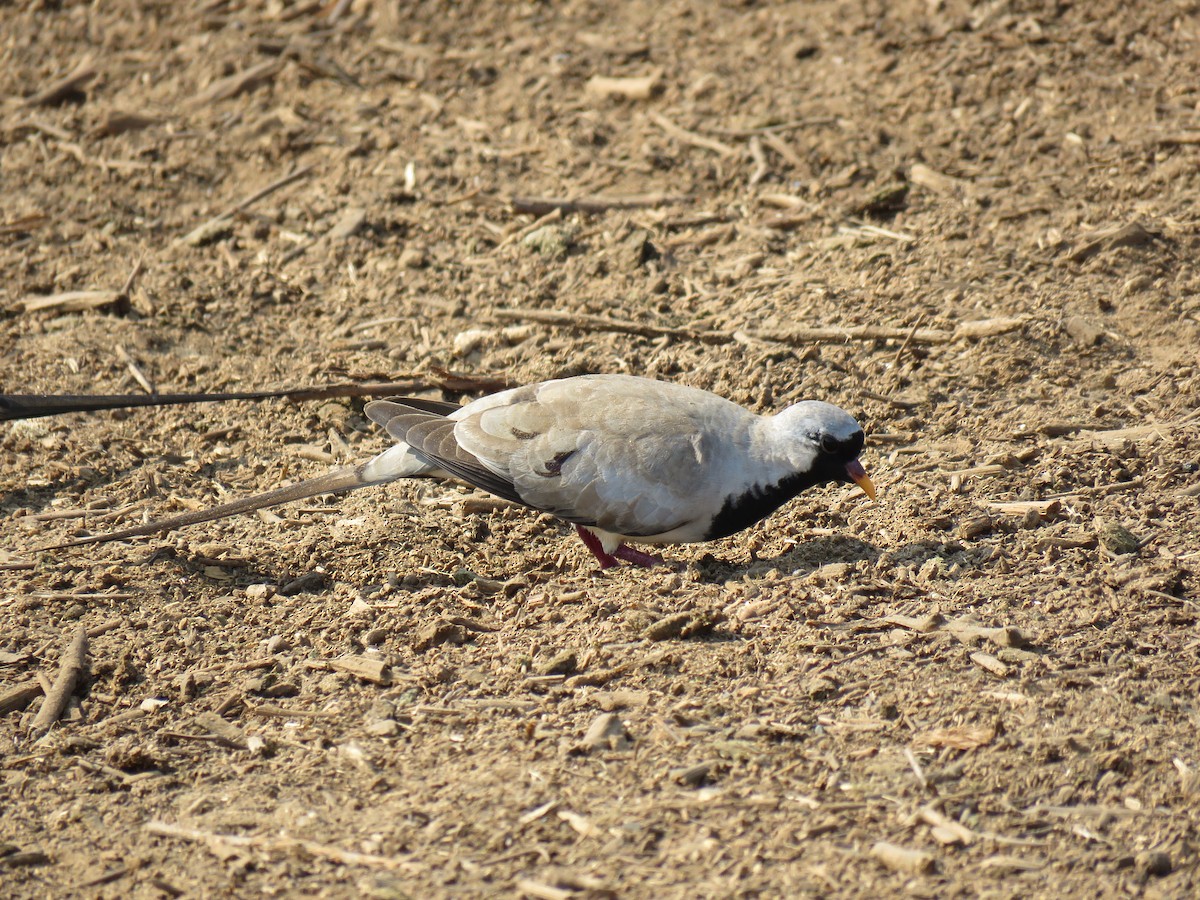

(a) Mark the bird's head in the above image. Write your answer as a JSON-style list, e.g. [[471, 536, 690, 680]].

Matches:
[[772, 400, 877, 499]]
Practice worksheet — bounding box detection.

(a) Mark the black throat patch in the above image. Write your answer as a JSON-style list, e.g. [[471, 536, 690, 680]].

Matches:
[[704, 469, 830, 541], [704, 438, 862, 542]]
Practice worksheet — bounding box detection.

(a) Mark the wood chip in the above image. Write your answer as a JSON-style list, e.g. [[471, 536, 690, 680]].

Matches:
[[579, 712, 631, 751], [20, 290, 125, 314], [945, 618, 1028, 648], [0, 681, 44, 716], [328, 655, 392, 685], [958, 514, 994, 539], [193, 711, 249, 750], [1067, 220, 1159, 263], [870, 840, 935, 875], [494, 307, 1021, 347], [953, 316, 1027, 339], [1077, 425, 1171, 447], [882, 613, 943, 633], [585, 71, 661, 100], [328, 206, 367, 241], [0, 213, 50, 236], [970, 651, 1010, 678], [670, 760, 717, 786], [515, 878, 573, 900], [649, 111, 739, 157], [247, 703, 339, 719], [509, 193, 685, 217], [912, 724, 996, 751], [642, 609, 723, 641], [412, 619, 471, 652], [516, 800, 559, 827], [917, 805, 977, 846], [978, 854, 1043, 873], [1, 849, 51, 868], [177, 164, 314, 247], [92, 111, 158, 137], [144, 821, 420, 872], [556, 809, 602, 838], [910, 163, 975, 199], [985, 499, 1061, 520]]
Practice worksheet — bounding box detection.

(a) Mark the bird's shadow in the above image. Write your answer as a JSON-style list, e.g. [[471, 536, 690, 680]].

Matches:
[[689, 535, 981, 584], [689, 535, 881, 583]]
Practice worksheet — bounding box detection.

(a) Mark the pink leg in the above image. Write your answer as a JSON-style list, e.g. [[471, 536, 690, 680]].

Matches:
[[575, 526, 619, 569], [613, 544, 663, 568]]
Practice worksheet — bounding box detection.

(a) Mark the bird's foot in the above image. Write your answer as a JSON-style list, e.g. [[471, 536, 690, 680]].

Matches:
[[575, 526, 620, 569], [612, 544, 663, 568], [574, 527, 664, 569]]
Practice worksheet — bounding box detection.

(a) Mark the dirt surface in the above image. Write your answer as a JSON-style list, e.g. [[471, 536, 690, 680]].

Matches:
[[3, 0, 1199, 896]]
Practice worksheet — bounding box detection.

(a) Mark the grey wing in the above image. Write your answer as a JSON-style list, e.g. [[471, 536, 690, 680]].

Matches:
[[518, 427, 715, 536], [451, 380, 739, 536], [365, 399, 534, 508]]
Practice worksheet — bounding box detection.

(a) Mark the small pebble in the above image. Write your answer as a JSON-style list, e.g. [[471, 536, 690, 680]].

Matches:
[[580, 713, 631, 752], [522, 224, 574, 258], [264, 635, 288, 654], [536, 650, 577, 675], [365, 719, 401, 738], [1096, 519, 1140, 555], [670, 760, 715, 787], [1136, 850, 1172, 877], [361, 628, 388, 647], [399, 245, 428, 268]]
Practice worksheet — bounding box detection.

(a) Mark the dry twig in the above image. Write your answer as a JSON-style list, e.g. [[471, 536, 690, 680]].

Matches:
[[24, 56, 98, 106], [649, 112, 739, 157], [177, 164, 315, 247], [493, 307, 1026, 347], [190, 58, 284, 106], [510, 193, 686, 217], [144, 821, 421, 871], [19, 291, 124, 314], [29, 625, 88, 739], [0, 377, 490, 422]]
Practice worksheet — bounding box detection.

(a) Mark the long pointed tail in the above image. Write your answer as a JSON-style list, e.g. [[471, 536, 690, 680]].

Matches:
[[40, 465, 379, 551]]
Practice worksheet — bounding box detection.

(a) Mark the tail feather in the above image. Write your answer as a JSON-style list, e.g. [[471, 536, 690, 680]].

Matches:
[[38, 397, 462, 552], [40, 465, 378, 551]]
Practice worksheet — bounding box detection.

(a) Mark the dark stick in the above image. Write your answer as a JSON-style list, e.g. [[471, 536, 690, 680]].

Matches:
[[0, 381, 429, 422]]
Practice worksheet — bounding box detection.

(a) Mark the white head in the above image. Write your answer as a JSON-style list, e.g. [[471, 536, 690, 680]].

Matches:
[[767, 400, 875, 496]]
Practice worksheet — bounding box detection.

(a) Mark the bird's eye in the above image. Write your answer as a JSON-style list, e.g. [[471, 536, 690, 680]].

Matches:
[[820, 434, 839, 454]]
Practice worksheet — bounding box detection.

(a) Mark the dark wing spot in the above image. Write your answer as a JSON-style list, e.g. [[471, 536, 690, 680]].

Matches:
[[537, 449, 575, 478], [510, 426, 536, 440]]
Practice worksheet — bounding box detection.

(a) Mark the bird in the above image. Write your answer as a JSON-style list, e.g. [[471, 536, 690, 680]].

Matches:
[[41, 374, 876, 569]]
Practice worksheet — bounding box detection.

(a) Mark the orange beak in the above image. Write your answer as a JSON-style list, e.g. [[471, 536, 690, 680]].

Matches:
[[845, 459, 876, 500]]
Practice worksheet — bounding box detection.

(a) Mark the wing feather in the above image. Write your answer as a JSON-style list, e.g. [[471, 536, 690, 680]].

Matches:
[[369, 377, 760, 539], [453, 377, 754, 537]]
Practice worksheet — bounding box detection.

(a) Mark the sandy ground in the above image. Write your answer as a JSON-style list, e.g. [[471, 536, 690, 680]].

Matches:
[[2, 0, 1199, 897]]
